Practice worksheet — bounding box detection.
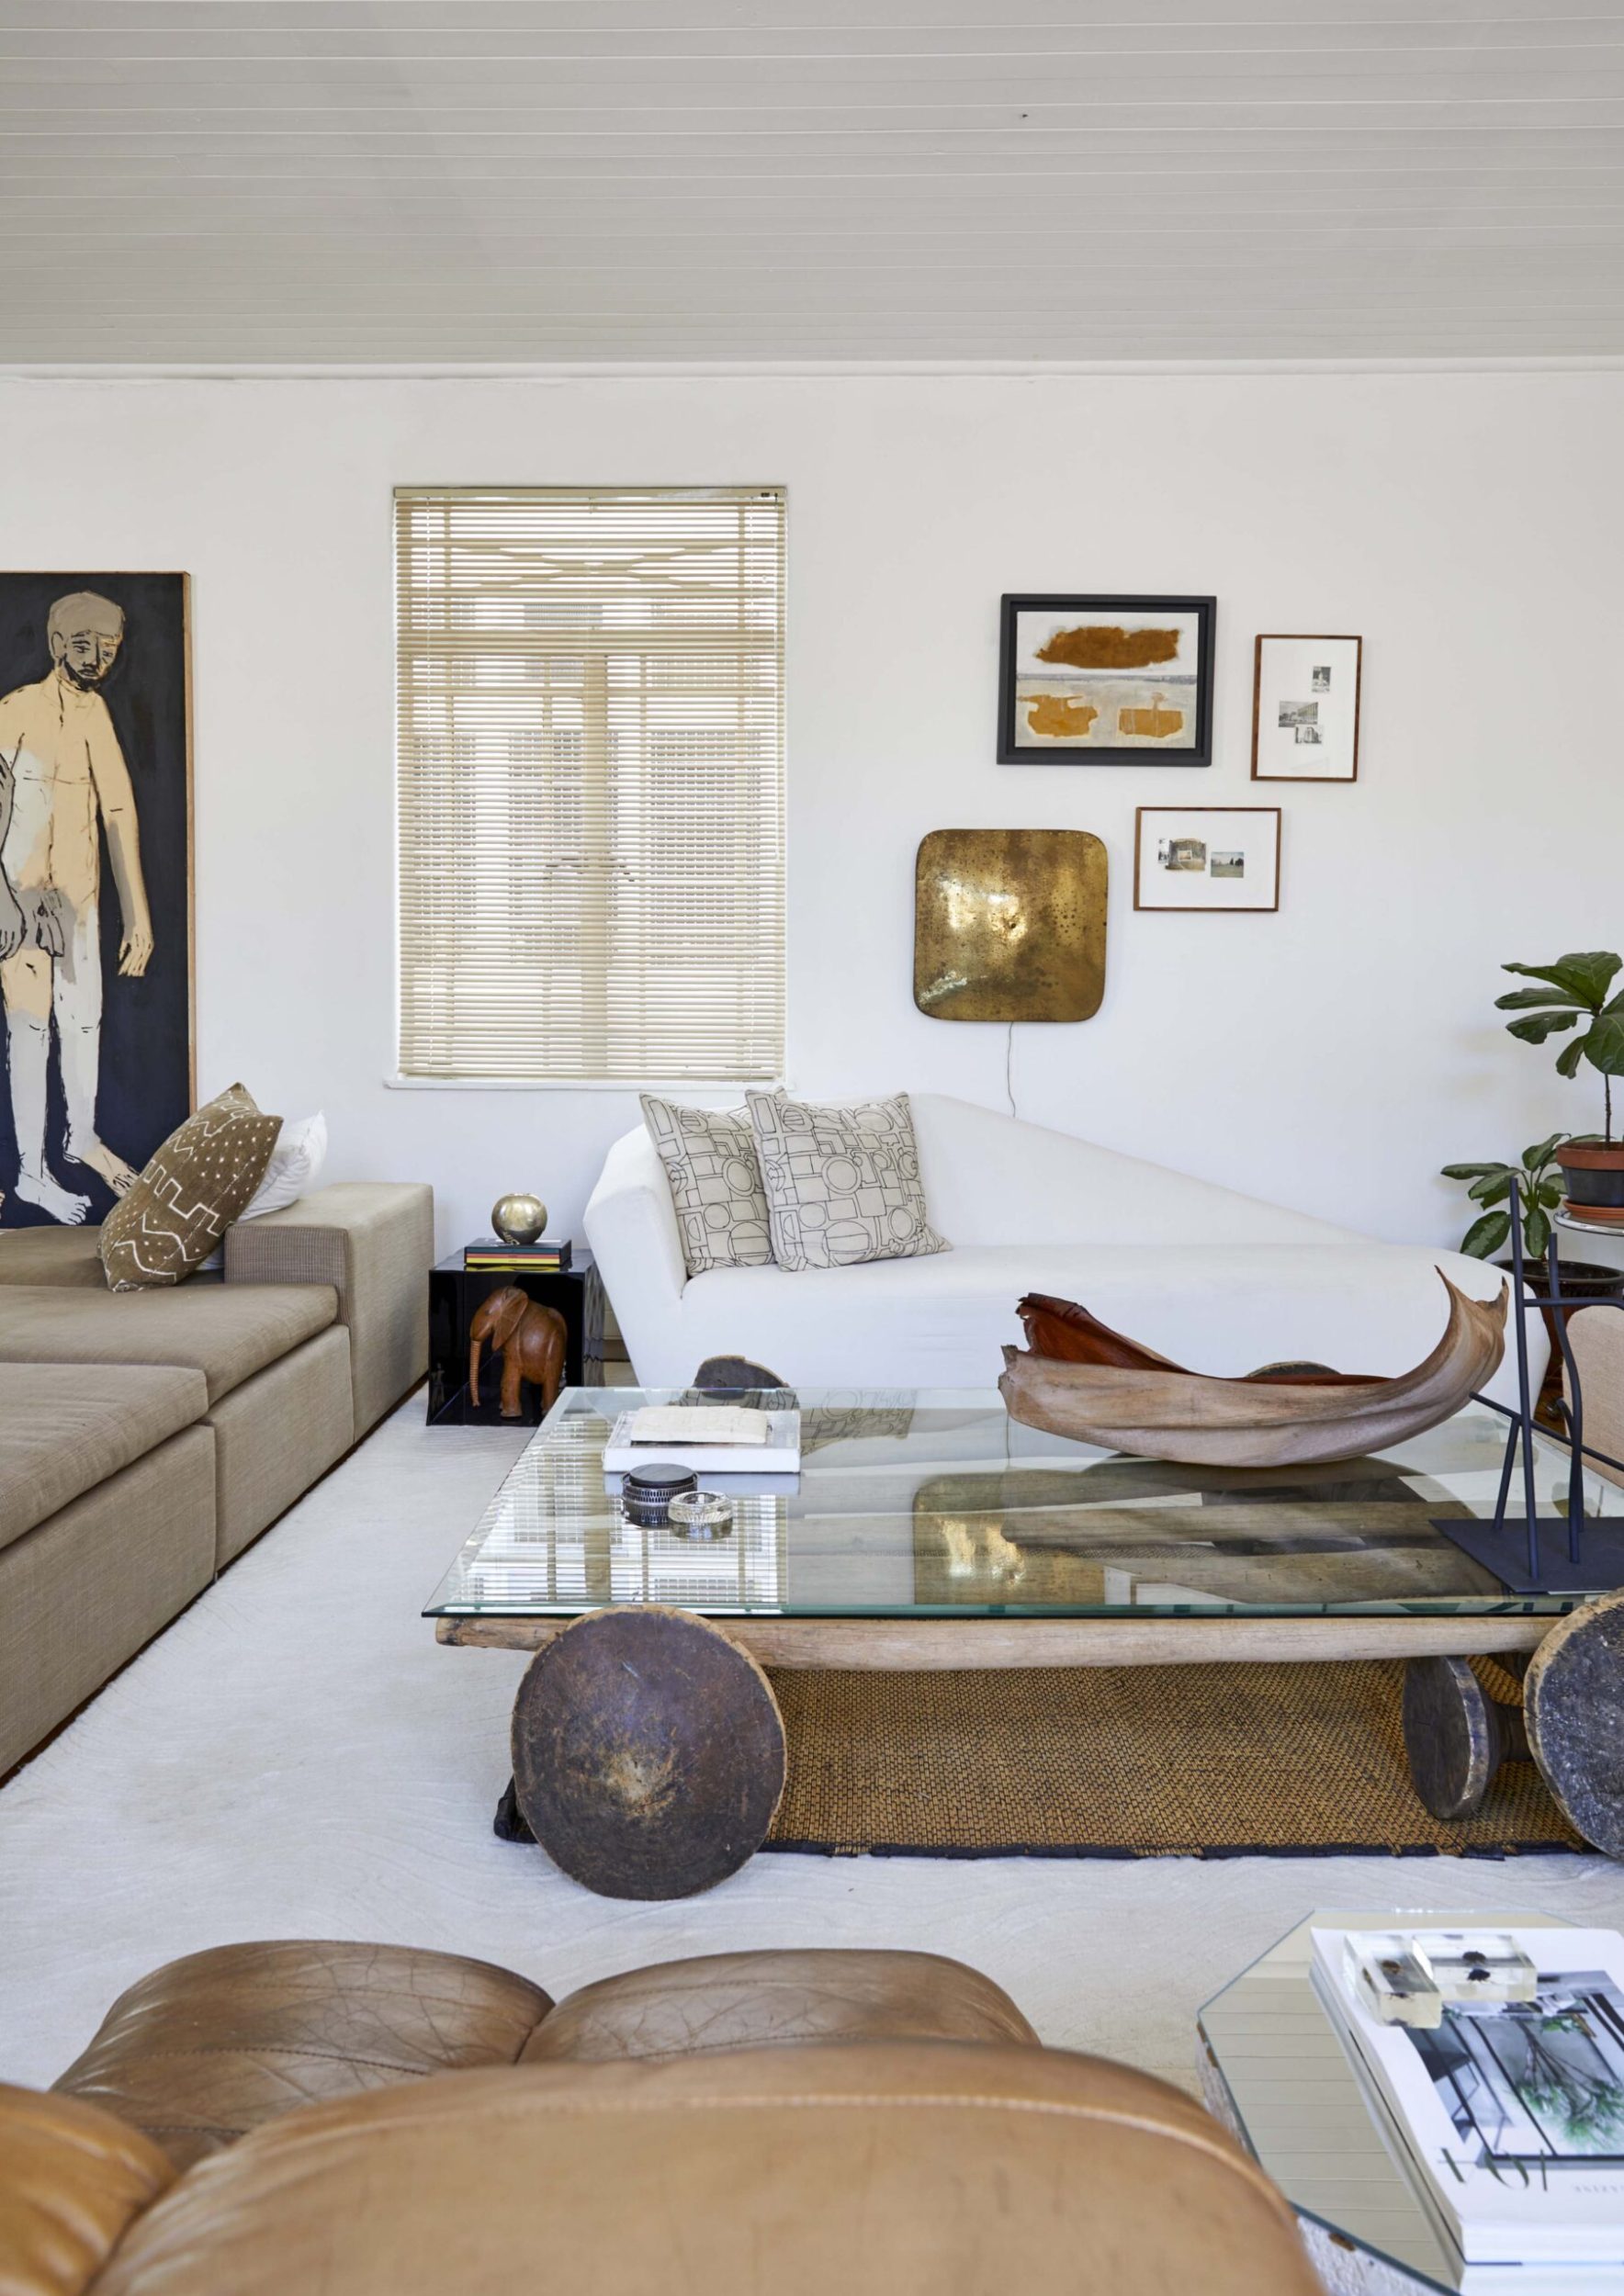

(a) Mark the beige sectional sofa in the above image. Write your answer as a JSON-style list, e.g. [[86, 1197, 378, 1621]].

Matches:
[[0, 1183, 433, 1776]]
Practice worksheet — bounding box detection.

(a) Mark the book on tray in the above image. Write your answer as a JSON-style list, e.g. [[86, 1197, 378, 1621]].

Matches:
[[464, 1237, 572, 1271], [601, 1403, 800, 1476], [1310, 1921, 1624, 2276]]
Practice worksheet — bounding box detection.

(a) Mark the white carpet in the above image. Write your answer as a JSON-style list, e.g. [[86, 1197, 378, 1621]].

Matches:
[[3, 1392, 1620, 2097]]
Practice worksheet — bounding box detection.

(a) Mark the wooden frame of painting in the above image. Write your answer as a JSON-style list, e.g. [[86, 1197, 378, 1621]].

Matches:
[[1251, 634, 1362, 783], [1133, 806, 1281, 913], [998, 593, 1215, 767], [0, 572, 194, 1232]]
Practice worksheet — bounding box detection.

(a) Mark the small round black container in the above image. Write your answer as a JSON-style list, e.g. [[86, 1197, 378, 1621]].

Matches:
[[621, 1461, 700, 1527]]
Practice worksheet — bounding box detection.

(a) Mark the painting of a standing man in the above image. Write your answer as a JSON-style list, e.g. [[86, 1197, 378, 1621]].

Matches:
[[0, 575, 191, 1229]]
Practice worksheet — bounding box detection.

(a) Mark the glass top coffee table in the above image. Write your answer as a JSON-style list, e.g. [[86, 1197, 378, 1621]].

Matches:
[[428, 1387, 1619, 1647], [427, 1390, 1619, 1898]]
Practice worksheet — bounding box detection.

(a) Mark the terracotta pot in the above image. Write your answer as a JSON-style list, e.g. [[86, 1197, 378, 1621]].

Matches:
[[1555, 1140, 1624, 1224]]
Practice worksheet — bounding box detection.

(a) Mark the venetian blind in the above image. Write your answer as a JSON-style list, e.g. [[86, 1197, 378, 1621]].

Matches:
[[396, 486, 785, 1082]]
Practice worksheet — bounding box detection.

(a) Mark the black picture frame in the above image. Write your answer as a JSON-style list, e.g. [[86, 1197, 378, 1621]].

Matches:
[[998, 593, 1215, 768]]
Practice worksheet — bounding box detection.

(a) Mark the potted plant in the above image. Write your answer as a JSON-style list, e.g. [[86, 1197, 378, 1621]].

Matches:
[[1496, 951, 1624, 1226], [1440, 1134, 1624, 1408], [1440, 1133, 1569, 1263]]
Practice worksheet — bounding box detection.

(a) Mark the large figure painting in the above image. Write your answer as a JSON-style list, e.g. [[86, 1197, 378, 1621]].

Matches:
[[0, 574, 191, 1228]]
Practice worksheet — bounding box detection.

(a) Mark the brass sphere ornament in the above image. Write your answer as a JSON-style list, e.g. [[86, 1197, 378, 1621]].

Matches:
[[491, 1192, 548, 1245]]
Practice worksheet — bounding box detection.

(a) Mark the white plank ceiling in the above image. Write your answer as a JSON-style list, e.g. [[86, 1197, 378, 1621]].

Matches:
[[4, 0, 1623, 365]]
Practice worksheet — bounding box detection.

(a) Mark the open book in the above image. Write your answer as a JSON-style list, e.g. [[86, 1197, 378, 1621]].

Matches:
[[1312, 1923, 1624, 2271]]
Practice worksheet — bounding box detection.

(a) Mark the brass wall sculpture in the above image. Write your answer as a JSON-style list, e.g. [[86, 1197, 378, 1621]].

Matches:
[[913, 827, 1107, 1023]]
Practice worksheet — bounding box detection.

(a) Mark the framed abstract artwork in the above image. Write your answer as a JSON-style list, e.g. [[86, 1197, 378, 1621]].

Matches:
[[1133, 806, 1281, 913], [0, 573, 193, 1230], [1251, 634, 1362, 782], [998, 593, 1215, 767]]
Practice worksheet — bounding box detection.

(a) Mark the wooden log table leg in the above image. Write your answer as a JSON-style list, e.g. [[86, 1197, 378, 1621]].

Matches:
[[509, 1606, 786, 1899], [1401, 1655, 1530, 1821], [1525, 1590, 1624, 1859]]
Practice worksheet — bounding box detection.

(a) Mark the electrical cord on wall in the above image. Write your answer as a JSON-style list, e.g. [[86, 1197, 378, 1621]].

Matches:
[[1006, 1021, 1018, 1119]]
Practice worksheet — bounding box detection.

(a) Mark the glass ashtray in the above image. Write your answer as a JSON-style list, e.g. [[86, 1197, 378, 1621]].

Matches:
[[668, 1491, 734, 1540]]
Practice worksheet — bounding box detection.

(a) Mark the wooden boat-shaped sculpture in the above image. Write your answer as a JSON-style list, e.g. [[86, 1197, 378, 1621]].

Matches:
[[998, 1271, 1507, 1469]]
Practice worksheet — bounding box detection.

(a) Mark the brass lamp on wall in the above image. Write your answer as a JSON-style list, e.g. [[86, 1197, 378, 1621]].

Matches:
[[913, 828, 1107, 1023]]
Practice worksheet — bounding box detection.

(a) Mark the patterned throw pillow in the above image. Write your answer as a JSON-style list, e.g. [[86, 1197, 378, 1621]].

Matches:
[[746, 1089, 948, 1272], [640, 1094, 773, 1277], [100, 1084, 283, 1292]]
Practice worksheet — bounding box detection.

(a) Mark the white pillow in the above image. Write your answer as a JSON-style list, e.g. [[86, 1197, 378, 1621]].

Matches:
[[242, 1110, 327, 1221]]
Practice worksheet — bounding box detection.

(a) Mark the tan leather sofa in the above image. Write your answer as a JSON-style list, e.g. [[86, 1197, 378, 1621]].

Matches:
[[2, 1941, 1318, 2294], [0, 1184, 433, 1775]]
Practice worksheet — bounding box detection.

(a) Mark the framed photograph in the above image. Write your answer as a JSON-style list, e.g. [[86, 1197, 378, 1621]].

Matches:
[[1251, 634, 1361, 782], [1133, 806, 1280, 912], [0, 574, 193, 1231], [998, 593, 1214, 766]]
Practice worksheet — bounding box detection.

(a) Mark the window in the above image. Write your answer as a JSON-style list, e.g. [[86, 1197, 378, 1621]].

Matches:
[[395, 486, 785, 1082]]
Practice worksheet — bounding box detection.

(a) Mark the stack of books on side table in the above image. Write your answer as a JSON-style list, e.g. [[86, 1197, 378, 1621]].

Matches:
[[1311, 1921, 1624, 2289], [464, 1237, 573, 1273]]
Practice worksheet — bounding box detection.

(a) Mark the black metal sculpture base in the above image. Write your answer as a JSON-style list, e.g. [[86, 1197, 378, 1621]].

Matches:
[[1431, 1514, 1624, 1596], [1428, 1187, 1624, 1597]]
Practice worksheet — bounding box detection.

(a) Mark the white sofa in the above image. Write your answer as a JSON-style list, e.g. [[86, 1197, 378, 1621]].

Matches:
[[584, 1093, 1535, 1407]]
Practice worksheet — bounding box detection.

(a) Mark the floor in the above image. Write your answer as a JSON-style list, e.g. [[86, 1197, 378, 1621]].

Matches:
[[3, 1393, 1622, 2097]]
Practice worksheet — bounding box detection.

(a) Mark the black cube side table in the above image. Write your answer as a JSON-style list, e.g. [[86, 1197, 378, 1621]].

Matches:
[[427, 1245, 606, 1426]]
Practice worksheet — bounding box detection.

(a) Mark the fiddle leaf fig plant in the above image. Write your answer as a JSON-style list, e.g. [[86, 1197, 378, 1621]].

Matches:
[[1495, 951, 1624, 1143], [1440, 1132, 1568, 1262]]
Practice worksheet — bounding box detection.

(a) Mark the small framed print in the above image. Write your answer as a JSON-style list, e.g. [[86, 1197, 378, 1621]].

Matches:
[[1134, 806, 1280, 913], [1251, 634, 1361, 782], [998, 593, 1214, 766]]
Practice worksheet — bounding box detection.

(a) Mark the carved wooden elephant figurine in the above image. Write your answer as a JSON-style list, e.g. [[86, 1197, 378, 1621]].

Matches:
[[468, 1285, 569, 1420]]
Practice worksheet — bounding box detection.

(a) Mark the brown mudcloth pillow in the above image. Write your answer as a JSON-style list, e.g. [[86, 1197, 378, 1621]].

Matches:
[[100, 1085, 283, 1292]]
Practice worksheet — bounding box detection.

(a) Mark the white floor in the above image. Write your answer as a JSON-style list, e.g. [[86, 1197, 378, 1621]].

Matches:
[[4, 1393, 1622, 2099]]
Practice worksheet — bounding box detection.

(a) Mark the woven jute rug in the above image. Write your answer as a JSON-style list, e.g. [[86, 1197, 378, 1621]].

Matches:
[[762, 1659, 1584, 1859]]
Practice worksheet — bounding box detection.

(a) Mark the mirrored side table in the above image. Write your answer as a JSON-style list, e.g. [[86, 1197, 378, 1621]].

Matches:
[[1197, 1909, 1575, 2295]]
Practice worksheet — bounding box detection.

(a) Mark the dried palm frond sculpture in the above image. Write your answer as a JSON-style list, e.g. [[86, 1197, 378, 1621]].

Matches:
[[999, 1272, 1507, 1469]]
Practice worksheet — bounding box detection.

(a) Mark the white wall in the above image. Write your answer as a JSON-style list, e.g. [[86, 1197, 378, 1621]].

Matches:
[[1, 366, 1618, 1255]]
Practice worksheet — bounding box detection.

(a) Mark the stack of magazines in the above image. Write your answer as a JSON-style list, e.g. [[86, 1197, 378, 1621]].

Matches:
[[1311, 1921, 1624, 2286], [464, 1236, 571, 1273]]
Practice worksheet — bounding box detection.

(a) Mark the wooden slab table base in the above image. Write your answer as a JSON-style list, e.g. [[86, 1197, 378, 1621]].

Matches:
[[1400, 1593, 1624, 1845], [441, 1612, 1554, 1668], [1401, 1654, 1530, 1821], [468, 1610, 1592, 1894], [509, 1608, 786, 1899], [1524, 1587, 1624, 1857]]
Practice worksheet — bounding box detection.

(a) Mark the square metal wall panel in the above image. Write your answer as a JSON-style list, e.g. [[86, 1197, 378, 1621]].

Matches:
[[913, 828, 1107, 1023]]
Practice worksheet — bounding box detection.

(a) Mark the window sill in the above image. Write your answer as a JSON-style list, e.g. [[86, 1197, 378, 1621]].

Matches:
[[384, 1074, 785, 1095]]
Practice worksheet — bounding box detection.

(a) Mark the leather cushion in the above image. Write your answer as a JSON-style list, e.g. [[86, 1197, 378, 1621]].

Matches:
[[91, 2044, 1319, 2296], [0, 1284, 336, 1407], [0, 1364, 208, 1557], [0, 2084, 174, 2296], [54, 1942, 554, 2170], [524, 1947, 1038, 2064], [0, 1227, 108, 1289]]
